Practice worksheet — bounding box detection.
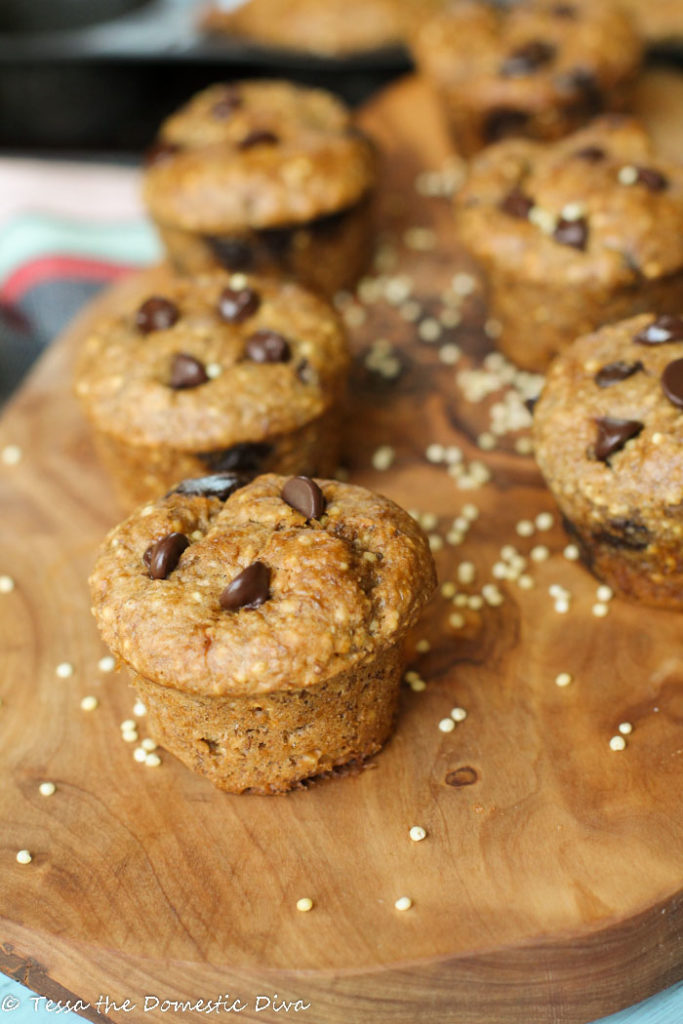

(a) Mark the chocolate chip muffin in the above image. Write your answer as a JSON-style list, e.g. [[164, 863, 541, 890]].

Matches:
[[89, 472, 437, 794], [454, 117, 683, 371], [74, 268, 349, 509], [533, 313, 683, 608], [412, 0, 642, 157], [142, 81, 377, 298]]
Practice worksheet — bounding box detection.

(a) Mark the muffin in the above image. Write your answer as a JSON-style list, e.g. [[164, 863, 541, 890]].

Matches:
[[89, 472, 437, 794], [142, 81, 377, 298], [533, 313, 683, 608], [619, 0, 683, 47], [74, 268, 349, 509], [454, 117, 683, 371], [412, 0, 642, 157]]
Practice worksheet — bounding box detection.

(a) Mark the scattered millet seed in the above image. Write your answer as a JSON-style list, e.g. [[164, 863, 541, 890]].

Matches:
[[141, 738, 157, 752], [441, 581, 457, 598], [452, 272, 477, 296], [121, 730, 138, 743], [467, 595, 484, 610], [80, 696, 98, 711], [296, 897, 314, 913], [555, 673, 573, 688], [120, 719, 136, 731], [535, 512, 554, 531], [439, 343, 461, 365], [371, 445, 395, 471], [1, 444, 22, 466], [98, 655, 115, 673], [0, 574, 15, 594], [426, 443, 445, 463], [446, 530, 464, 546], [609, 735, 626, 751], [462, 504, 479, 521], [16, 849, 32, 864], [450, 707, 467, 722], [445, 446, 463, 465], [563, 544, 580, 561], [617, 165, 638, 185], [554, 599, 570, 614], [400, 300, 422, 322], [415, 639, 430, 653], [481, 584, 504, 606], [449, 613, 465, 629], [394, 896, 413, 911], [477, 432, 496, 451], [133, 747, 147, 763], [484, 318, 502, 340], [457, 561, 476, 585], [561, 201, 587, 222], [145, 753, 161, 767], [409, 678, 427, 692], [618, 722, 633, 735], [133, 700, 147, 717], [39, 782, 56, 796], [596, 585, 614, 602], [438, 717, 455, 733], [405, 671, 420, 683], [409, 826, 427, 842], [515, 520, 534, 538], [453, 594, 468, 607], [518, 575, 534, 589], [428, 534, 444, 552], [514, 437, 534, 455], [452, 516, 469, 533], [418, 318, 442, 343], [205, 363, 222, 379], [55, 662, 74, 679], [492, 562, 508, 579], [530, 545, 550, 563], [420, 512, 439, 531], [592, 603, 609, 617]]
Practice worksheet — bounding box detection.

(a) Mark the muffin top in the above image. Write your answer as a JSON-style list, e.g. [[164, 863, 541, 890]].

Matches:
[[74, 269, 349, 449], [455, 117, 683, 287], [413, 0, 641, 115], [89, 473, 437, 696], [142, 81, 376, 233], [533, 313, 683, 535]]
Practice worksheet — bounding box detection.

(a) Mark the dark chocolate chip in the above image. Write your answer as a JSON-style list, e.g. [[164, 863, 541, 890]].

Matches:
[[281, 476, 326, 520], [245, 329, 291, 363], [557, 68, 603, 116], [594, 417, 643, 461], [144, 141, 180, 167], [207, 235, 254, 271], [525, 395, 539, 414], [501, 41, 556, 77], [199, 441, 272, 473], [238, 130, 279, 150], [169, 353, 209, 389], [219, 561, 270, 611], [661, 358, 683, 409], [595, 360, 644, 388], [633, 166, 669, 192], [169, 472, 249, 501], [217, 286, 261, 324], [211, 87, 243, 119], [483, 108, 529, 143], [144, 532, 189, 580], [553, 216, 588, 250], [135, 296, 180, 334], [593, 516, 651, 550], [573, 145, 606, 163], [634, 315, 683, 345], [500, 188, 534, 219]]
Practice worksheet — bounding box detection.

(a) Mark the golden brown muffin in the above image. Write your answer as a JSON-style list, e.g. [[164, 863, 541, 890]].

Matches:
[[533, 313, 683, 608], [89, 473, 437, 793], [74, 268, 349, 509], [142, 81, 377, 297], [454, 117, 683, 371], [412, 0, 642, 156], [619, 0, 683, 46]]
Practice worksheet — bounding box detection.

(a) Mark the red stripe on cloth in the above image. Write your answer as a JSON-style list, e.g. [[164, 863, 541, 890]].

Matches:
[[0, 254, 135, 304]]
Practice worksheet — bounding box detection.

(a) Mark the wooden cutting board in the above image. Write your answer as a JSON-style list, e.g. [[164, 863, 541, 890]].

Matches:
[[1, 72, 683, 1024]]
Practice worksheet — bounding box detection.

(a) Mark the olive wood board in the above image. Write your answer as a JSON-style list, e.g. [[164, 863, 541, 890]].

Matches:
[[1, 71, 683, 1024]]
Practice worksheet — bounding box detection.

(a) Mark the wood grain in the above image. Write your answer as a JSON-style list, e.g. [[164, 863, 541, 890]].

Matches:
[[1, 71, 683, 1024]]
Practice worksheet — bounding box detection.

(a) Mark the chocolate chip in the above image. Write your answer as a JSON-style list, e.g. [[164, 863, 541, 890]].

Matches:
[[135, 296, 180, 334], [169, 353, 209, 389], [219, 561, 270, 611], [593, 516, 651, 550], [144, 141, 181, 166], [557, 68, 603, 116], [169, 472, 248, 501], [501, 41, 556, 77], [218, 286, 261, 324], [500, 188, 534, 219], [245, 329, 291, 363], [207, 235, 254, 271], [635, 315, 683, 345], [661, 358, 683, 409], [595, 360, 644, 388], [483, 108, 529, 143], [634, 166, 669, 192], [525, 395, 539, 414], [553, 216, 588, 250], [238, 130, 279, 150], [211, 87, 242, 119], [281, 476, 326, 520], [444, 766, 478, 787], [594, 417, 643, 461], [199, 441, 272, 473], [144, 532, 189, 580], [573, 145, 606, 163]]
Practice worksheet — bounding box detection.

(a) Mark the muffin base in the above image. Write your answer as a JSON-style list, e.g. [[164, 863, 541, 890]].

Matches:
[[484, 269, 683, 372], [157, 198, 373, 298], [562, 516, 683, 609], [130, 645, 404, 794], [89, 407, 342, 510]]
